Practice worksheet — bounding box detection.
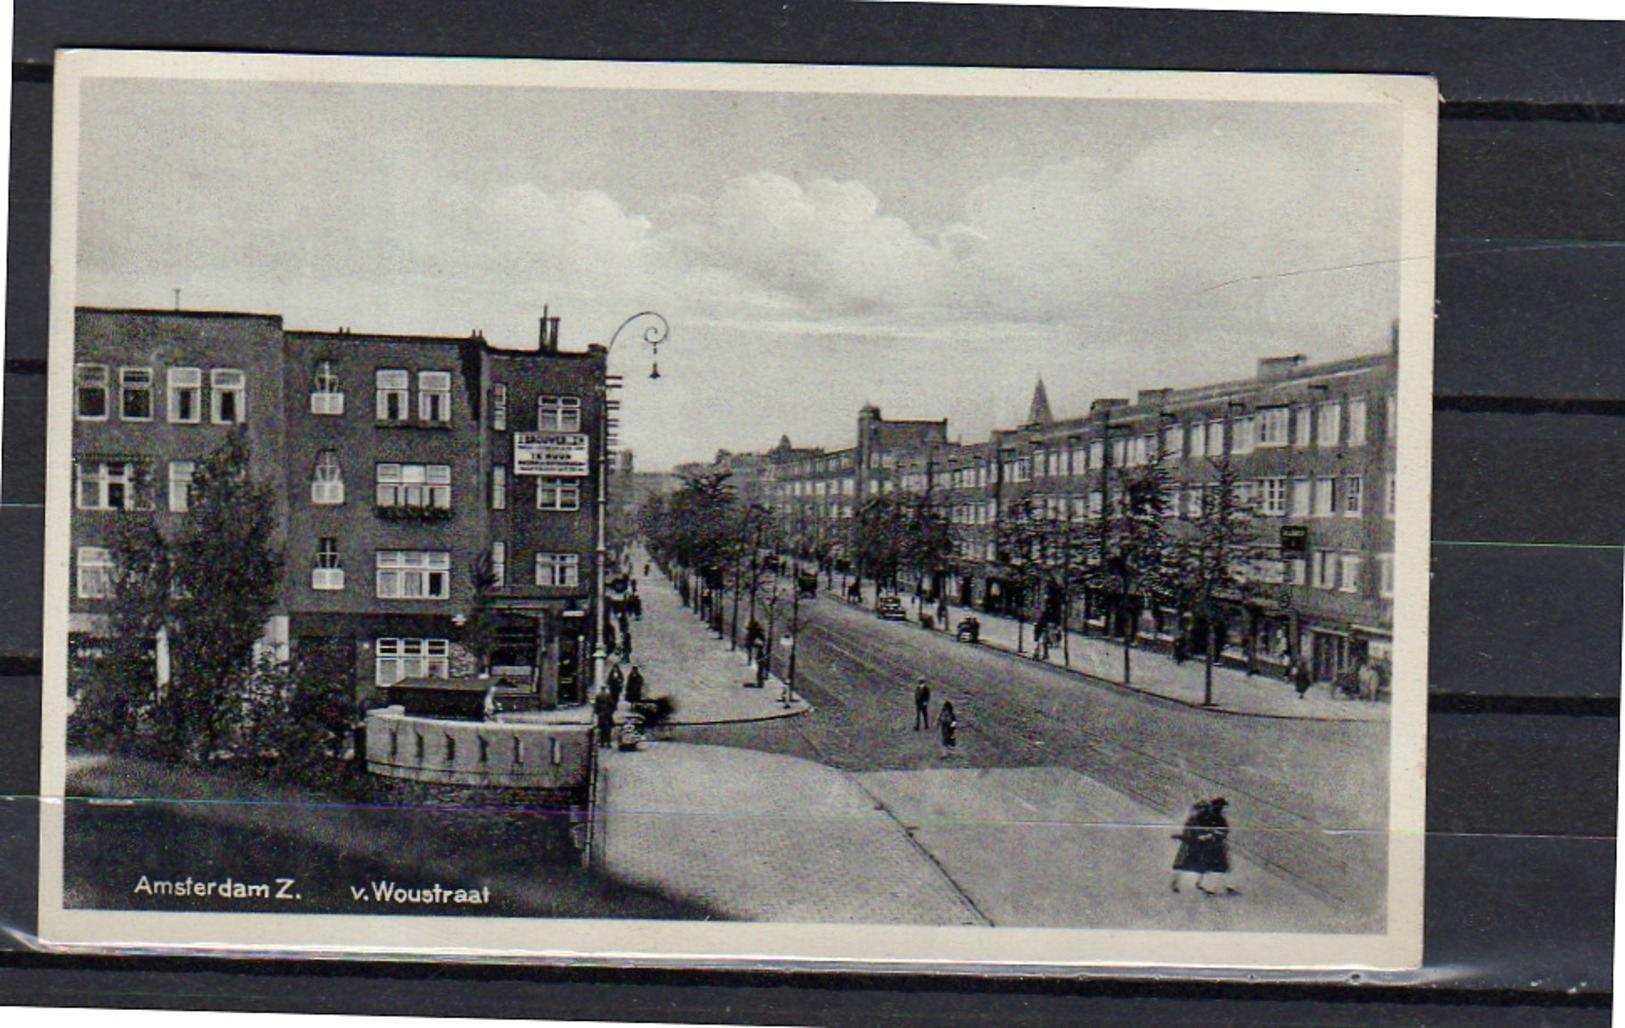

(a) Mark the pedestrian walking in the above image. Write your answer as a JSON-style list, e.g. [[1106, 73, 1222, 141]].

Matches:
[[630, 592, 643, 621], [937, 699, 958, 757], [1170, 797, 1237, 896], [936, 597, 949, 626], [913, 677, 932, 731], [1292, 658, 1312, 699], [593, 687, 617, 748], [603, 619, 618, 659], [643, 562, 651, 578], [625, 664, 646, 704], [607, 662, 625, 707]]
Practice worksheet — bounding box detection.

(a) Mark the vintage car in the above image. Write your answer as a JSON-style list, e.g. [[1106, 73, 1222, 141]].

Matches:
[[875, 595, 908, 621]]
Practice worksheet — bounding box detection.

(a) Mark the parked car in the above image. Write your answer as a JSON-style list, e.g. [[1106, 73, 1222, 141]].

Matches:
[[875, 595, 908, 621], [955, 616, 981, 643]]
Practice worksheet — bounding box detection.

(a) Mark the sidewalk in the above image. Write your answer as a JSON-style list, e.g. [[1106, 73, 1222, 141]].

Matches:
[[613, 549, 810, 726], [595, 742, 985, 925], [895, 594, 1385, 722]]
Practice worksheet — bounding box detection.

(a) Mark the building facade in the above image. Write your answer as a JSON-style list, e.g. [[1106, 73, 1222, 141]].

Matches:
[[746, 347, 1397, 686], [70, 307, 607, 709]]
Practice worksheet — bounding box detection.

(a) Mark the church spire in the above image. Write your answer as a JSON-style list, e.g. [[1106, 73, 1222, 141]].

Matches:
[[1025, 377, 1054, 427]]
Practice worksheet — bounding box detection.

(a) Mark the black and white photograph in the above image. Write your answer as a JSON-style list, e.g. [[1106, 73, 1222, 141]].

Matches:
[[38, 52, 1435, 969]]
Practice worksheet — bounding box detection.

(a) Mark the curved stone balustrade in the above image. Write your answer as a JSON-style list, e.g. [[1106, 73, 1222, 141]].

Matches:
[[365, 707, 593, 790]]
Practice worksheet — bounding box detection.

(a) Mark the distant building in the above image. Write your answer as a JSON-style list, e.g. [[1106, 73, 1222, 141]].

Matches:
[[70, 306, 607, 709], [708, 343, 1397, 686]]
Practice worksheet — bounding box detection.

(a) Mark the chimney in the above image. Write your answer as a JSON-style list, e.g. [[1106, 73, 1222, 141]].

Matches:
[[1257, 355, 1307, 382], [1089, 397, 1129, 416], [538, 304, 561, 353], [1136, 387, 1172, 408]]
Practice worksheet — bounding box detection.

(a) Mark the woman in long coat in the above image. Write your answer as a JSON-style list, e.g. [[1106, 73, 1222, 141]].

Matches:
[[937, 700, 958, 757], [1170, 797, 1237, 896]]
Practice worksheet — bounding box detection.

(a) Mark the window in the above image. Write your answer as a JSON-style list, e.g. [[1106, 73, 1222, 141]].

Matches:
[[1167, 488, 1182, 518], [1386, 471, 1396, 519], [1189, 423, 1206, 459], [311, 361, 344, 415], [537, 395, 582, 432], [168, 460, 195, 512], [76, 460, 145, 511], [376, 369, 410, 422], [535, 552, 581, 587], [418, 371, 452, 423], [1312, 477, 1337, 517], [1258, 477, 1287, 516], [376, 464, 451, 508], [1292, 406, 1312, 448], [168, 367, 202, 423], [1311, 550, 1338, 590], [1287, 558, 1307, 586], [376, 550, 450, 600], [1291, 478, 1312, 517], [1088, 441, 1103, 468], [490, 541, 507, 588], [1348, 397, 1368, 446], [1256, 407, 1289, 447], [1141, 435, 1158, 464], [492, 465, 508, 510], [210, 369, 246, 424], [75, 365, 109, 420], [120, 368, 153, 420], [536, 478, 581, 511], [1343, 476, 1364, 516], [1317, 401, 1343, 447], [1378, 553, 1394, 599], [1184, 486, 1204, 519], [311, 450, 344, 505], [1163, 426, 1183, 459], [313, 537, 344, 590], [375, 638, 449, 686], [1386, 394, 1398, 440], [491, 384, 508, 431], [76, 547, 114, 599], [1339, 553, 1363, 593], [1206, 421, 1224, 456], [1232, 417, 1255, 455]]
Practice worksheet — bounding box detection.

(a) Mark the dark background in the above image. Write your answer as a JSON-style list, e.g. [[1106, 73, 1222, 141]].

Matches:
[[3, 3, 1621, 1025]]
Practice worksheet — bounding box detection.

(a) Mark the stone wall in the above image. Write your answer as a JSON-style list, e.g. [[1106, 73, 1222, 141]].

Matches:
[[365, 707, 593, 791]]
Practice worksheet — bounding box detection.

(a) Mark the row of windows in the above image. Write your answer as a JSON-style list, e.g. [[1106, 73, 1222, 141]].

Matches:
[[776, 396, 1397, 496], [74, 459, 197, 512], [307, 455, 581, 512], [937, 473, 1396, 525], [75, 364, 244, 425], [487, 386, 581, 432], [73, 546, 585, 599]]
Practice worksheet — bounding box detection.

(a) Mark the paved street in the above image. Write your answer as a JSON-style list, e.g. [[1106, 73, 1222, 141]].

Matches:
[[594, 742, 984, 925], [608, 560, 809, 725], [607, 555, 1386, 930], [730, 587, 1388, 922], [914, 594, 1387, 721], [857, 766, 1352, 932]]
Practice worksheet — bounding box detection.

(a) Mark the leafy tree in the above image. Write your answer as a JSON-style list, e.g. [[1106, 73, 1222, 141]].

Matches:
[[66, 512, 172, 752], [1092, 443, 1177, 685], [854, 491, 951, 595], [160, 430, 284, 763], [1171, 454, 1263, 705]]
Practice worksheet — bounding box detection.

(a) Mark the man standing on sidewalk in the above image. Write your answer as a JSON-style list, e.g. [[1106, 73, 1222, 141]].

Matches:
[[593, 687, 617, 748], [913, 677, 932, 731]]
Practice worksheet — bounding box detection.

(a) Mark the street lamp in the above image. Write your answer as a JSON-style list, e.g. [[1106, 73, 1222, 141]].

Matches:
[[591, 311, 669, 704]]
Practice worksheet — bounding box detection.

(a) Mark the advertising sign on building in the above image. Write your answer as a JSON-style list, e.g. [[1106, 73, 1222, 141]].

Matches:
[[1280, 525, 1308, 554], [514, 432, 590, 477]]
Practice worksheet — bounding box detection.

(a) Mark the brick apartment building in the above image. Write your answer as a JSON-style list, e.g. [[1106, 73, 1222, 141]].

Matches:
[[69, 306, 607, 709], [733, 343, 1398, 686]]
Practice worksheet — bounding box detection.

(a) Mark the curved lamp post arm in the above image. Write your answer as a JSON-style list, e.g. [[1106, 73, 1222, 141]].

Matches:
[[591, 311, 669, 706]]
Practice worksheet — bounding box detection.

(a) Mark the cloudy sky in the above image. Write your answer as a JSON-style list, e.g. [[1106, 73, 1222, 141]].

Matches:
[[75, 73, 1404, 470]]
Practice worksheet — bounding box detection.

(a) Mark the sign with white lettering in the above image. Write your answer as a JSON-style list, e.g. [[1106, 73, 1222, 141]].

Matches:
[[514, 432, 590, 476]]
